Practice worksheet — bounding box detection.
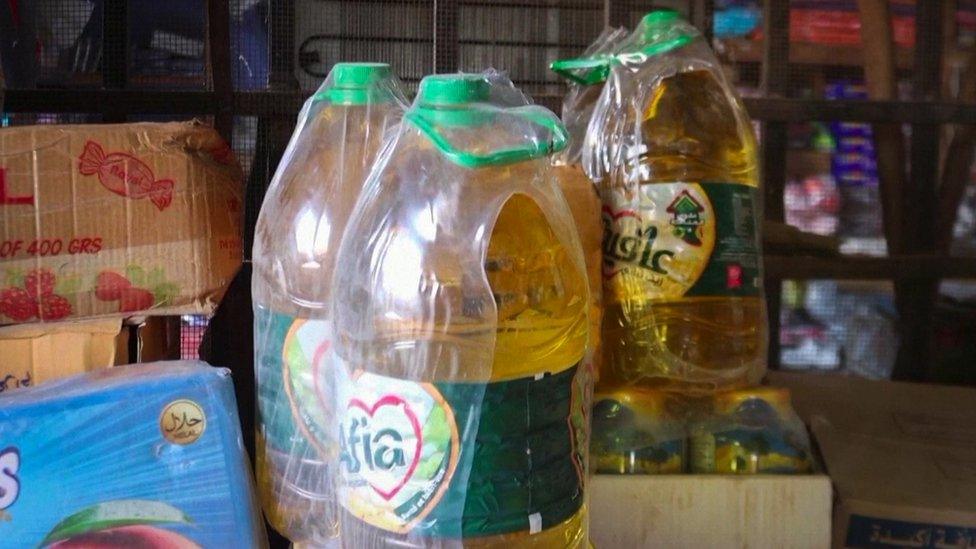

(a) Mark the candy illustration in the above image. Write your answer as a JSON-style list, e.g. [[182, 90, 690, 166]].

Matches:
[[78, 141, 174, 211]]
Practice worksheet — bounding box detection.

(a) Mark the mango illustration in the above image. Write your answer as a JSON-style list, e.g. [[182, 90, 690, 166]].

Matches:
[[47, 525, 199, 548]]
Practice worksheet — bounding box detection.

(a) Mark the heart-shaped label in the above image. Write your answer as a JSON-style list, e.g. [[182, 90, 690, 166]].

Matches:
[[346, 395, 422, 501], [337, 370, 459, 533], [281, 319, 334, 458]]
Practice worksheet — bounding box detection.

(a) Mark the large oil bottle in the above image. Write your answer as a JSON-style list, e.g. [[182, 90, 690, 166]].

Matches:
[[252, 63, 406, 546], [330, 73, 591, 547], [585, 10, 766, 393]]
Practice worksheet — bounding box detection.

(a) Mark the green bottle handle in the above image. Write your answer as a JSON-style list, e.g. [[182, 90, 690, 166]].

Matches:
[[550, 35, 694, 85], [549, 57, 612, 86], [406, 107, 569, 169]]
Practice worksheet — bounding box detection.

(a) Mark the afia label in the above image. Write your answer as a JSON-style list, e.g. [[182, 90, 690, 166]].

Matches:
[[281, 318, 333, 456], [336, 369, 459, 533]]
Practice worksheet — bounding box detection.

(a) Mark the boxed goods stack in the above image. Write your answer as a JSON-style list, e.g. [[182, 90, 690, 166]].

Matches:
[[0, 2, 269, 541], [825, 81, 886, 241], [772, 371, 976, 547], [0, 121, 243, 384], [0, 119, 262, 546]]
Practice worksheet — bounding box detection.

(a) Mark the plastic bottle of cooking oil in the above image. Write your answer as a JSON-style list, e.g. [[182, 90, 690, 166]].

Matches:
[[252, 62, 407, 546], [689, 387, 813, 474], [584, 10, 766, 393], [329, 72, 591, 548]]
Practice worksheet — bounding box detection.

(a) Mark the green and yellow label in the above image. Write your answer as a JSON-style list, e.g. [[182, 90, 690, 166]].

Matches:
[[602, 182, 761, 301], [336, 369, 461, 533], [335, 362, 587, 538], [255, 310, 334, 461]]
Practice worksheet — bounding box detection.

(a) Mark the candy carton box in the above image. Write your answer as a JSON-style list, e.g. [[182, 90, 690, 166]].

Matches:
[[0, 361, 265, 547], [0, 121, 242, 324]]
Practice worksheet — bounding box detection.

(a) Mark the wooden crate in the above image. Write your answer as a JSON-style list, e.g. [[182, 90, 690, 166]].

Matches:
[[590, 474, 833, 548]]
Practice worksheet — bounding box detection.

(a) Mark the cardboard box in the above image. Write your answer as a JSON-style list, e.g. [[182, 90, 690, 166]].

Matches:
[[590, 474, 833, 548], [0, 121, 242, 324], [771, 372, 976, 548], [0, 319, 125, 391], [0, 315, 190, 393]]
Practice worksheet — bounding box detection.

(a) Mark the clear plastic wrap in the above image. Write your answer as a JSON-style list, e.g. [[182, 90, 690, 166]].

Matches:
[[551, 26, 628, 168], [252, 63, 408, 546], [593, 386, 813, 475], [330, 71, 591, 547], [550, 28, 628, 386], [567, 10, 767, 392], [0, 361, 266, 547]]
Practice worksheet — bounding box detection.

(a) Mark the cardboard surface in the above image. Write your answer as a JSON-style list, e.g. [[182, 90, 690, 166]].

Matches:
[[0, 121, 242, 324], [770, 372, 976, 548], [0, 314, 189, 394], [590, 474, 832, 548], [0, 319, 124, 392]]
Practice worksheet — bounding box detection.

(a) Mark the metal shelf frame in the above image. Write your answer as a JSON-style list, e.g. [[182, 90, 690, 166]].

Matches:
[[2, 0, 974, 380]]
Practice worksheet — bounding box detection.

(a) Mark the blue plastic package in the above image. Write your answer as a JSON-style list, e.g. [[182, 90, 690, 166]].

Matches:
[[714, 7, 762, 38], [0, 361, 266, 548]]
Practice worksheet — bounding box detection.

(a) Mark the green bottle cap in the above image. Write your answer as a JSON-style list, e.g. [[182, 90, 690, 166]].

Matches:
[[640, 8, 681, 27], [316, 62, 394, 105], [406, 73, 568, 167], [630, 9, 694, 57], [414, 74, 492, 127], [416, 74, 490, 106], [551, 9, 694, 86]]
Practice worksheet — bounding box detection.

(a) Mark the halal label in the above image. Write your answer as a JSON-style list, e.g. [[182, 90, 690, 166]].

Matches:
[[159, 399, 206, 445]]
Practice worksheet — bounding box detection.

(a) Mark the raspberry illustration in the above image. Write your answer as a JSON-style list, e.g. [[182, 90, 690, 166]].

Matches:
[[24, 268, 56, 297], [119, 287, 155, 313], [95, 271, 132, 301], [38, 294, 72, 321], [0, 287, 38, 322]]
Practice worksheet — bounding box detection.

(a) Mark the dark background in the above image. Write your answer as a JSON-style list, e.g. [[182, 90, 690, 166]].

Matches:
[[4, 0, 976, 382]]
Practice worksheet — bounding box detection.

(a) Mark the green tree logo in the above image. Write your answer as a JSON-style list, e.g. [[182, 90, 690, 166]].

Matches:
[[667, 190, 705, 246]]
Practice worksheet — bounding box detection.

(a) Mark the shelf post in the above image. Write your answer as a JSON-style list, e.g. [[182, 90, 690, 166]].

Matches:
[[893, 1, 944, 381], [761, 0, 790, 371]]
